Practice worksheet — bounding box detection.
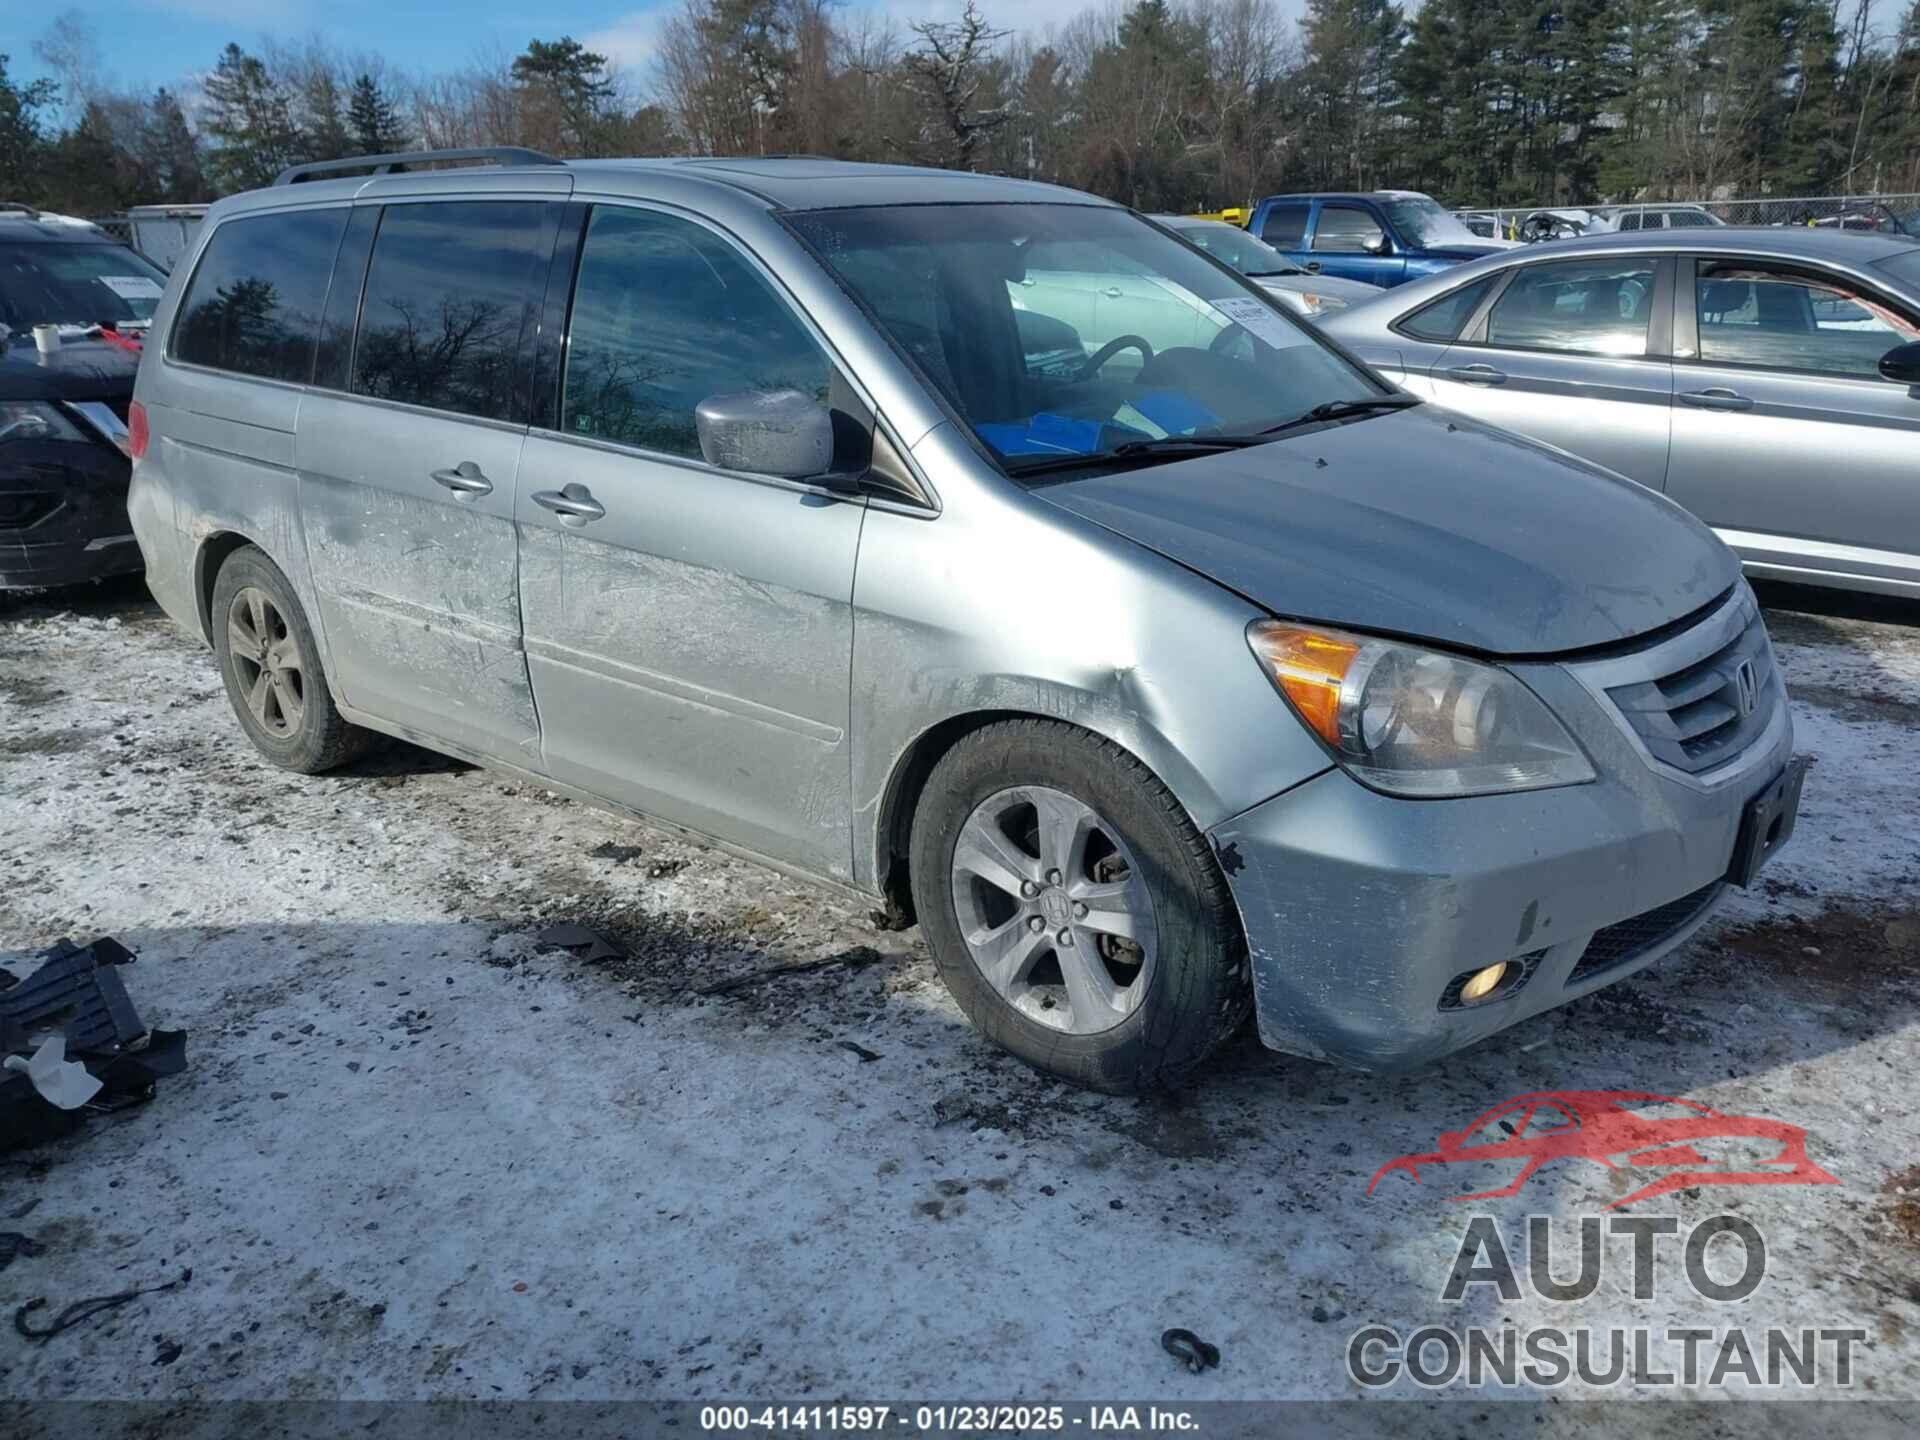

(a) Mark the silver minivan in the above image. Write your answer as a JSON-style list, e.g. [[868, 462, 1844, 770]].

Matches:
[[129, 151, 1804, 1091]]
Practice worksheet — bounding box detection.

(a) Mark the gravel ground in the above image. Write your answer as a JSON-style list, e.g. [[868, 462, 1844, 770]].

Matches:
[[1, 574, 1916, 1411]]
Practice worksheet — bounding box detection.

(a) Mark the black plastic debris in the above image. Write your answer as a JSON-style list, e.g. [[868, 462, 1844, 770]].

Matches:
[[1, 937, 187, 1152], [1161, 1328, 1221, 1374], [534, 923, 626, 963]]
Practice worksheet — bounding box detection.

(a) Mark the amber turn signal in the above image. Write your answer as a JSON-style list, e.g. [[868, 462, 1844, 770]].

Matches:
[[1246, 622, 1359, 747]]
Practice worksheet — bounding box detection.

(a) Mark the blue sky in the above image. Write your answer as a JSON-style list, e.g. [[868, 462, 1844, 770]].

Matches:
[[7, 0, 1244, 108]]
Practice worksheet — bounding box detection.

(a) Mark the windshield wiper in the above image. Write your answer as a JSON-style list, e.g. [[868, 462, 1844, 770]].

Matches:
[[1259, 394, 1421, 437], [1246, 267, 1305, 278], [1005, 434, 1269, 479]]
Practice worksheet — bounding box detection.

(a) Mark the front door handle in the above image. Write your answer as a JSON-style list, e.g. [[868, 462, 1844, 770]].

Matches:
[[531, 483, 606, 524], [1303, 261, 1323, 274], [1445, 364, 1508, 386], [431, 461, 493, 497], [1679, 388, 1754, 412], [1101, 286, 1124, 299]]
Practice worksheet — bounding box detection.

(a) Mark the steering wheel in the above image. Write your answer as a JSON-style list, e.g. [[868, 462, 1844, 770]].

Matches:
[[1078, 334, 1153, 379]]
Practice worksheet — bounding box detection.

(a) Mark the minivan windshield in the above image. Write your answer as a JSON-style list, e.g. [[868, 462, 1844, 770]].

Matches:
[[0, 241, 168, 332], [786, 204, 1384, 475], [1381, 196, 1486, 250]]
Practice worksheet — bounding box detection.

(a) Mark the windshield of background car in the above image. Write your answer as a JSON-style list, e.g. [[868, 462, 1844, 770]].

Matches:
[[0, 241, 168, 331], [786, 203, 1378, 471], [1175, 222, 1298, 277], [1382, 197, 1483, 249]]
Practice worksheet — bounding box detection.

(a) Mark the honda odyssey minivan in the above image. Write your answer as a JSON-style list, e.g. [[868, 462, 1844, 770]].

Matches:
[[129, 150, 1804, 1091]]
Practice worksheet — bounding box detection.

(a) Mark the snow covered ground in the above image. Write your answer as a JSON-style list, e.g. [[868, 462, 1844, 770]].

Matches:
[[1, 576, 1916, 1411]]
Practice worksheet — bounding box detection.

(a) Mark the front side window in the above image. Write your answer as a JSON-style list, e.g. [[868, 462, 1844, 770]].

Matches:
[[785, 203, 1379, 472], [562, 207, 830, 461], [1695, 261, 1920, 378], [1313, 205, 1385, 254], [1667, 210, 1714, 228], [1485, 257, 1657, 357], [172, 210, 345, 382], [1398, 275, 1498, 342], [352, 201, 547, 421], [1260, 204, 1309, 247], [1617, 212, 1644, 232], [1, 240, 168, 333]]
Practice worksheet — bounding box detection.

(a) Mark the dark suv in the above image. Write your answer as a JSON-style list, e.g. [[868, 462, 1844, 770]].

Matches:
[[1, 207, 164, 587]]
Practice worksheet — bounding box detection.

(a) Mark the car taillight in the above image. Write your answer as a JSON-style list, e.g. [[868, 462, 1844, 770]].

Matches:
[[128, 400, 149, 460]]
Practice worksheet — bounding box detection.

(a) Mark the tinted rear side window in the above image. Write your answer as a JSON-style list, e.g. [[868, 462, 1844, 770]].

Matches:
[[352, 201, 549, 422], [172, 209, 347, 383], [1398, 275, 1498, 341]]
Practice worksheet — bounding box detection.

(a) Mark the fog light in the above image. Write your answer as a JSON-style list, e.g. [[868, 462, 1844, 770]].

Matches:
[[1459, 961, 1508, 1004]]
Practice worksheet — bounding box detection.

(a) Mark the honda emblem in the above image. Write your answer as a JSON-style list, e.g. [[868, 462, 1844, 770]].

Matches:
[[1733, 659, 1759, 717]]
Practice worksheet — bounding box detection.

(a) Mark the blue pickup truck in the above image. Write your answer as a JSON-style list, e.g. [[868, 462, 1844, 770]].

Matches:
[[1247, 190, 1517, 289]]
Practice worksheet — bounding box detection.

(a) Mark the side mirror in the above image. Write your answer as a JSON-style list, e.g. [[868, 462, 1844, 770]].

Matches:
[[1878, 340, 1920, 386], [1365, 235, 1391, 256], [695, 389, 834, 479]]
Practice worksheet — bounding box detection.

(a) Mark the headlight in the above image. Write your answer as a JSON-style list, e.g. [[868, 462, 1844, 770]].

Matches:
[[0, 401, 90, 446], [1248, 621, 1595, 798]]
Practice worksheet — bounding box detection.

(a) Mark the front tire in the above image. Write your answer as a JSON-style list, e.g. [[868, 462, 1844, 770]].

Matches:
[[210, 545, 374, 773], [909, 719, 1250, 1093]]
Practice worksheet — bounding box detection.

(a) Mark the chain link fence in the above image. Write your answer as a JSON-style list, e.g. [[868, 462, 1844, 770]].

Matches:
[[1459, 193, 1920, 241]]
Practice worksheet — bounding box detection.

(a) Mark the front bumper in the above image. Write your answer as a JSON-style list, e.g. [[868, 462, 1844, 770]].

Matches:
[[1209, 642, 1796, 1071], [0, 439, 140, 589]]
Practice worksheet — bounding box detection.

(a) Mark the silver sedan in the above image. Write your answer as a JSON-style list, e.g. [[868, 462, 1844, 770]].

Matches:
[[1322, 227, 1920, 599]]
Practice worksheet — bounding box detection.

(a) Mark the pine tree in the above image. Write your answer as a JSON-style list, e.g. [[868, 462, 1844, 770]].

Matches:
[[140, 88, 207, 202], [0, 53, 55, 201], [201, 43, 301, 193], [511, 37, 619, 154], [347, 73, 409, 156]]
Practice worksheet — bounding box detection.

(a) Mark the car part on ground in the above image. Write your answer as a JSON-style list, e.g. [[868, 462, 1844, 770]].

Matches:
[[1, 936, 188, 1151], [1322, 226, 1920, 600], [130, 151, 1800, 1089]]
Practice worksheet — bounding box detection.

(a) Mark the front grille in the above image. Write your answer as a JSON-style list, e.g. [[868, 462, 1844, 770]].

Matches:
[[1567, 882, 1722, 985], [1601, 599, 1779, 774]]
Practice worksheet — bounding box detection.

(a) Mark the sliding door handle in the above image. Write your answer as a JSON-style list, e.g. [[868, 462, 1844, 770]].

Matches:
[[431, 462, 492, 497], [531, 484, 606, 524]]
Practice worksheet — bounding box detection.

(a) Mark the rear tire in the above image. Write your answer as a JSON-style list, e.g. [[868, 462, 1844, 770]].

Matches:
[[210, 545, 374, 774], [909, 718, 1250, 1093]]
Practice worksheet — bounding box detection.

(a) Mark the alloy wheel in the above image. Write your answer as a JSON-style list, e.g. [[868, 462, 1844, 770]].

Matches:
[[950, 785, 1157, 1035], [227, 586, 306, 740]]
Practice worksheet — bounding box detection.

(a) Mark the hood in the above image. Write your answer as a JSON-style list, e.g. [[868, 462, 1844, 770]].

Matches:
[[1426, 239, 1521, 258], [1038, 406, 1740, 656], [1256, 273, 1380, 304], [0, 335, 140, 402]]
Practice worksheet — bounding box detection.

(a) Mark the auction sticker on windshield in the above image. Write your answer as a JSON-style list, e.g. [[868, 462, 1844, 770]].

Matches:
[[1211, 295, 1304, 349], [99, 275, 163, 300]]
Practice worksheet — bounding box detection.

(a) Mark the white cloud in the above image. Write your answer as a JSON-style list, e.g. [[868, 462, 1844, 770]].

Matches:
[[584, 9, 670, 76]]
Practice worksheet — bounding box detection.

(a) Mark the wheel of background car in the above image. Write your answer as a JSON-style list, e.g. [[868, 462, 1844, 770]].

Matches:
[[1077, 334, 1153, 380], [211, 545, 377, 774], [908, 718, 1250, 1094]]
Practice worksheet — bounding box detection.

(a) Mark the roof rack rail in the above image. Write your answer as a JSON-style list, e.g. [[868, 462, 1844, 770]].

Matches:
[[274, 147, 565, 187]]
